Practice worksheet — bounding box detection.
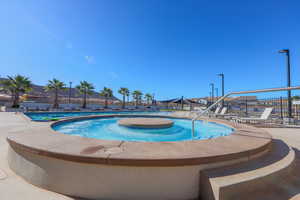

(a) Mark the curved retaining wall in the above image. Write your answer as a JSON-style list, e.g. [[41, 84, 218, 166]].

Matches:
[[7, 114, 272, 200]]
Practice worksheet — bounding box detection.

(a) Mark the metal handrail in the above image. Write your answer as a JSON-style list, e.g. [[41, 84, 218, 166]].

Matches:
[[191, 86, 300, 138]]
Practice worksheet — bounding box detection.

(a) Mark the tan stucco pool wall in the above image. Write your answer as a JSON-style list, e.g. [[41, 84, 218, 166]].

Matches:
[[7, 114, 272, 200]]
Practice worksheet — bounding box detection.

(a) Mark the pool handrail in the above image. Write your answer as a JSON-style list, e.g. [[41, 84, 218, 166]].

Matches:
[[191, 86, 300, 138]]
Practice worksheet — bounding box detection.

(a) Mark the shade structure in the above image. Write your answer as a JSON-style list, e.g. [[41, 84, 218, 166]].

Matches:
[[159, 98, 199, 105]]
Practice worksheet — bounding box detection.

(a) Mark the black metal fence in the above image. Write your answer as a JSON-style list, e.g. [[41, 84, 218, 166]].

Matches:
[[225, 96, 300, 120]]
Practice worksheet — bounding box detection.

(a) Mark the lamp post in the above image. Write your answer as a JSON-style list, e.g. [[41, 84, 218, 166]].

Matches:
[[152, 93, 155, 105], [210, 83, 214, 105], [279, 49, 292, 118], [218, 73, 225, 106], [68, 82, 72, 104]]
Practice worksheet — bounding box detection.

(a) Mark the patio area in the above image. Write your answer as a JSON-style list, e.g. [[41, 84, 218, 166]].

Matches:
[[0, 112, 79, 200], [0, 112, 299, 199]]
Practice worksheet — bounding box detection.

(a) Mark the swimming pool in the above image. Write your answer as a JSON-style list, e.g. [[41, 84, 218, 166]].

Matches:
[[25, 111, 169, 121], [53, 116, 233, 142]]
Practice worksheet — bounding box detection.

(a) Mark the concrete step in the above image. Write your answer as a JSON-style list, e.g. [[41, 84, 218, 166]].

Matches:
[[236, 147, 300, 200], [200, 139, 296, 200]]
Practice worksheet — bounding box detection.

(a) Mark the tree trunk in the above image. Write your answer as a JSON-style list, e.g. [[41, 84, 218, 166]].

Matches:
[[122, 95, 125, 109], [105, 97, 108, 108], [54, 89, 59, 108], [12, 92, 19, 108], [83, 91, 87, 108], [135, 98, 138, 108]]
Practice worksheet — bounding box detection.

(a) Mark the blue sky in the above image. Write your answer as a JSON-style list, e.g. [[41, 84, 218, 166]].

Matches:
[[1, 0, 300, 100]]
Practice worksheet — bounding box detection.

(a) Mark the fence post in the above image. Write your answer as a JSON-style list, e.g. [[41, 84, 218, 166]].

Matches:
[[296, 105, 299, 119], [245, 97, 248, 116], [280, 97, 283, 119]]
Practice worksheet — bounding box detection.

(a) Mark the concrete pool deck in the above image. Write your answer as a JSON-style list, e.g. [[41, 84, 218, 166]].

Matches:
[[0, 112, 300, 199], [0, 112, 79, 200], [7, 114, 271, 166], [6, 114, 273, 199]]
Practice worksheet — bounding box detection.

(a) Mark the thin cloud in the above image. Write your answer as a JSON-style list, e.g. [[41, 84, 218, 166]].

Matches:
[[85, 56, 95, 64], [109, 72, 119, 80], [66, 42, 73, 49]]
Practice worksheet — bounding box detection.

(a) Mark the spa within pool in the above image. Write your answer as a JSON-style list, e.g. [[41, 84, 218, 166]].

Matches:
[[53, 117, 233, 142]]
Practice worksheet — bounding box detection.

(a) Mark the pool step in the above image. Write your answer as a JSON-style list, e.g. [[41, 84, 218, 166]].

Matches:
[[199, 139, 296, 200]]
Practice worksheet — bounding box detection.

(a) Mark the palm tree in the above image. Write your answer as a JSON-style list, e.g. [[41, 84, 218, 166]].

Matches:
[[126, 89, 130, 104], [0, 75, 32, 108], [145, 93, 153, 105], [132, 90, 143, 108], [118, 87, 129, 109], [76, 81, 94, 108], [44, 79, 66, 108], [99, 87, 113, 108]]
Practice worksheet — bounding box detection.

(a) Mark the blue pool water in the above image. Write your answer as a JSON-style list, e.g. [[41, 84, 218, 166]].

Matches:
[[53, 117, 234, 142], [26, 111, 169, 121]]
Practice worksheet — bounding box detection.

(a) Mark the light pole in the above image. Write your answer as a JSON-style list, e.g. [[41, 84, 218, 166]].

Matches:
[[152, 93, 155, 105], [68, 82, 72, 104], [218, 73, 225, 106], [279, 49, 292, 118], [210, 83, 214, 105]]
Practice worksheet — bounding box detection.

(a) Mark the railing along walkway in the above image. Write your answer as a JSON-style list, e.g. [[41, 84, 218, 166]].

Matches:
[[192, 86, 300, 137]]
